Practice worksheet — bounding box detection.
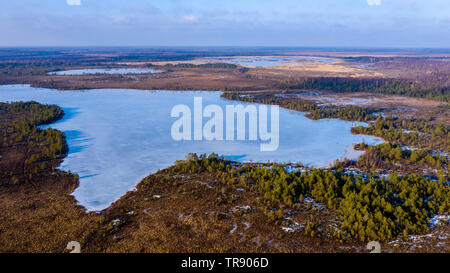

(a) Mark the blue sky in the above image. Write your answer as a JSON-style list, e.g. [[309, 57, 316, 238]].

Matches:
[[0, 0, 449, 47]]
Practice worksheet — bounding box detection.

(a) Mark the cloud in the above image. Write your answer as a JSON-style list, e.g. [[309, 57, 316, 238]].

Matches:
[[181, 15, 199, 23], [366, 0, 381, 6], [67, 0, 81, 6]]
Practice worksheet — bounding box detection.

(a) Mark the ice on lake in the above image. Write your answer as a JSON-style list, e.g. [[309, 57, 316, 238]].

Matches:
[[200, 56, 334, 67], [0, 85, 382, 211]]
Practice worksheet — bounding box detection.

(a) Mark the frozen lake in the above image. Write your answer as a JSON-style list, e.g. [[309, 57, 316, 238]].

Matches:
[[48, 68, 161, 76], [0, 85, 381, 211], [200, 56, 334, 67]]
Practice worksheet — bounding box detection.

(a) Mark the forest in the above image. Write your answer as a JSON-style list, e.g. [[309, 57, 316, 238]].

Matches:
[[351, 115, 449, 152], [353, 142, 448, 179], [1, 101, 65, 125], [0, 101, 67, 185], [278, 78, 450, 102], [173, 153, 449, 242]]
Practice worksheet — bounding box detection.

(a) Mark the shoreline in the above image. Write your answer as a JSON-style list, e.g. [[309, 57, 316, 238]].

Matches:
[[1, 83, 387, 212], [0, 93, 447, 253]]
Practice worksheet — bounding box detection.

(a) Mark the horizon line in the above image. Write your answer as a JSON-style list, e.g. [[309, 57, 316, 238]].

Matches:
[[0, 45, 449, 51]]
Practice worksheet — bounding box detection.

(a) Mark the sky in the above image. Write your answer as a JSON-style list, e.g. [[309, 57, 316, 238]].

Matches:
[[0, 0, 449, 48]]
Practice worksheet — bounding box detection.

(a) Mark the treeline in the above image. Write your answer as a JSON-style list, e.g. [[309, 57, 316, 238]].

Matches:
[[0, 62, 69, 69], [173, 153, 449, 242], [0, 101, 67, 185], [0, 61, 109, 76], [343, 56, 450, 62], [221, 92, 377, 122], [278, 78, 450, 102], [223, 92, 449, 152], [354, 142, 448, 178], [347, 57, 450, 94], [352, 115, 449, 152], [1, 101, 65, 125]]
